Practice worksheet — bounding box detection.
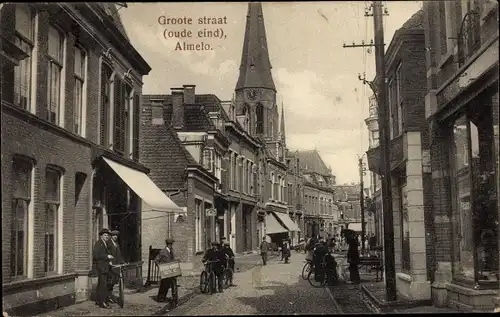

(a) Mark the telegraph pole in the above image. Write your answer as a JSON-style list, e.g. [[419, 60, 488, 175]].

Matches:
[[358, 155, 366, 254], [343, 0, 396, 301]]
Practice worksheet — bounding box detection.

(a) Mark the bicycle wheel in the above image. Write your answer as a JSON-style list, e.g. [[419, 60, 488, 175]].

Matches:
[[200, 271, 208, 293], [301, 262, 311, 280], [208, 271, 216, 295], [307, 268, 325, 288], [118, 276, 125, 308]]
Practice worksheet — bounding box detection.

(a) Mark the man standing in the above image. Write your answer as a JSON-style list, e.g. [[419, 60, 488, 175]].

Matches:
[[107, 230, 125, 304], [260, 237, 270, 265], [222, 241, 236, 286], [92, 229, 114, 309], [154, 238, 177, 302], [347, 232, 361, 284], [202, 241, 225, 293]]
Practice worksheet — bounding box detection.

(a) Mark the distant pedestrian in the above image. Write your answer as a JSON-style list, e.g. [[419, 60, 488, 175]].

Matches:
[[347, 233, 361, 284], [92, 228, 114, 309], [260, 237, 270, 265], [282, 239, 291, 264]]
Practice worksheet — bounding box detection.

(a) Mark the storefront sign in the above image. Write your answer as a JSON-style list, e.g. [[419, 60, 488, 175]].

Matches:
[[205, 208, 216, 217]]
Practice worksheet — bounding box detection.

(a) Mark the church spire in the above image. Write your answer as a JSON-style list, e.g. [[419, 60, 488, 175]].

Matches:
[[280, 101, 286, 144], [235, 2, 276, 91]]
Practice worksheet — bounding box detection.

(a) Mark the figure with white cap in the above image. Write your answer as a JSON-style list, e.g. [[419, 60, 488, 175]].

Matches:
[[154, 238, 177, 302]]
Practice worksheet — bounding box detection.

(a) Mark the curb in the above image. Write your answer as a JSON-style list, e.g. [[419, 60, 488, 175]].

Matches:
[[360, 285, 432, 313]]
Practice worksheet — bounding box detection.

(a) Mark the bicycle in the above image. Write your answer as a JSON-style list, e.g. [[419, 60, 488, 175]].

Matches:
[[110, 263, 128, 308], [223, 257, 234, 289], [307, 257, 338, 288], [200, 260, 219, 295]]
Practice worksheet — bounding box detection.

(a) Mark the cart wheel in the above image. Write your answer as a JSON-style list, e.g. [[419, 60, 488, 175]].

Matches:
[[200, 271, 208, 293], [118, 277, 125, 308], [302, 262, 311, 280]]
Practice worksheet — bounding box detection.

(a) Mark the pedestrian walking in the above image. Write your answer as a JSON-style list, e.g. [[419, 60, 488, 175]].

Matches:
[[282, 239, 291, 264], [154, 238, 177, 302], [260, 237, 270, 265], [92, 228, 114, 309], [346, 232, 361, 284], [107, 229, 125, 304], [202, 241, 225, 293]]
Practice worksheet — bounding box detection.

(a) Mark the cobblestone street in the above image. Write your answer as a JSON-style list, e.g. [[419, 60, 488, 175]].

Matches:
[[168, 252, 342, 316]]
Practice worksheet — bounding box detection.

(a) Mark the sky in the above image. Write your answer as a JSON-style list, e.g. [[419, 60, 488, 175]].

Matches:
[[120, 1, 423, 185]]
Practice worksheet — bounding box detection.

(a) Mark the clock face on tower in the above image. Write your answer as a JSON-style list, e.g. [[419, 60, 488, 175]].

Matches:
[[246, 89, 258, 101]]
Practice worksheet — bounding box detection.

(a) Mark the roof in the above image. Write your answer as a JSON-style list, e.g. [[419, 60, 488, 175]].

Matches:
[[99, 4, 130, 41], [295, 150, 331, 176], [235, 2, 276, 91], [400, 9, 424, 30], [139, 117, 199, 190], [334, 184, 361, 201]]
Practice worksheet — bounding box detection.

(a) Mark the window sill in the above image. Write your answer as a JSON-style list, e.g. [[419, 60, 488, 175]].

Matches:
[[3, 272, 77, 294]]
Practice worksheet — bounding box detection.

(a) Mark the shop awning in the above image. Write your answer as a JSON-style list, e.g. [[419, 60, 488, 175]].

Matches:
[[265, 213, 288, 235], [273, 212, 301, 232], [103, 157, 183, 213], [348, 222, 362, 232]]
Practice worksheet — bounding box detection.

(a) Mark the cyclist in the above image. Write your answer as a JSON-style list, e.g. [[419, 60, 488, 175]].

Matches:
[[222, 241, 236, 286], [312, 237, 329, 282], [202, 241, 225, 293]]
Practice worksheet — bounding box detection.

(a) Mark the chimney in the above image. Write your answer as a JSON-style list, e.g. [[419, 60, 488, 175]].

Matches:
[[183, 85, 196, 104], [171, 88, 184, 129]]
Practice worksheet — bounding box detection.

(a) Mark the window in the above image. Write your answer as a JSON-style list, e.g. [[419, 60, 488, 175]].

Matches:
[[256, 103, 264, 134], [232, 154, 238, 191], [288, 183, 293, 205], [113, 78, 129, 155], [124, 84, 133, 156], [195, 199, 203, 252], [100, 64, 113, 147], [75, 172, 86, 206], [277, 176, 282, 201], [203, 148, 213, 172], [396, 63, 403, 135], [47, 26, 64, 125], [270, 173, 275, 200], [44, 167, 62, 274], [229, 153, 233, 190], [151, 105, 164, 125], [11, 158, 33, 278], [133, 95, 140, 161], [242, 160, 247, 194], [387, 78, 394, 139], [451, 100, 499, 285], [73, 46, 86, 135], [14, 5, 35, 111], [238, 158, 244, 192]]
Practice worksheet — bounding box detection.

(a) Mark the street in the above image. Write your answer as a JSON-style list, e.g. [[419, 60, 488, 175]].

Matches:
[[168, 253, 342, 316]]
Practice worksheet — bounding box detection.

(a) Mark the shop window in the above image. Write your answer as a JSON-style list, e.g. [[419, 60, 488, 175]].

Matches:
[[451, 101, 499, 285], [11, 157, 34, 278]]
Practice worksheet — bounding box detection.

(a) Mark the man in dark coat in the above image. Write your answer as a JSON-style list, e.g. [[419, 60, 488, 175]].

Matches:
[[260, 237, 270, 265], [312, 237, 329, 282], [92, 228, 114, 308], [154, 238, 177, 302], [107, 230, 125, 303], [347, 232, 361, 284], [222, 241, 236, 286], [202, 241, 225, 293]]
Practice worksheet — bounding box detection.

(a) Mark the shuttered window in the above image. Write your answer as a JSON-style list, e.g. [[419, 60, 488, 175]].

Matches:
[[113, 77, 125, 154], [100, 65, 113, 147], [132, 94, 140, 161]]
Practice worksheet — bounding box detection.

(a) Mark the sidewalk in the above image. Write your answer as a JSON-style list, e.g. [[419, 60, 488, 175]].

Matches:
[[361, 281, 459, 314], [39, 252, 273, 317]]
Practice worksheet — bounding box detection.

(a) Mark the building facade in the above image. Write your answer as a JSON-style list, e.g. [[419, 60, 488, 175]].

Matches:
[[296, 150, 338, 238], [365, 95, 383, 246], [366, 10, 434, 301], [1, 3, 182, 315], [285, 150, 305, 245], [423, 0, 499, 311]]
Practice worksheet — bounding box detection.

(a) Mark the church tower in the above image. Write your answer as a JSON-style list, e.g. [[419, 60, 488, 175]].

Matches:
[[234, 2, 279, 143]]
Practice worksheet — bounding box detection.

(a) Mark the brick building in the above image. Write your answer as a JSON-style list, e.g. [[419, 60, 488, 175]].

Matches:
[[422, 0, 499, 311], [334, 184, 363, 232], [285, 149, 305, 245], [296, 150, 338, 238], [365, 10, 433, 300], [1, 3, 183, 315]]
